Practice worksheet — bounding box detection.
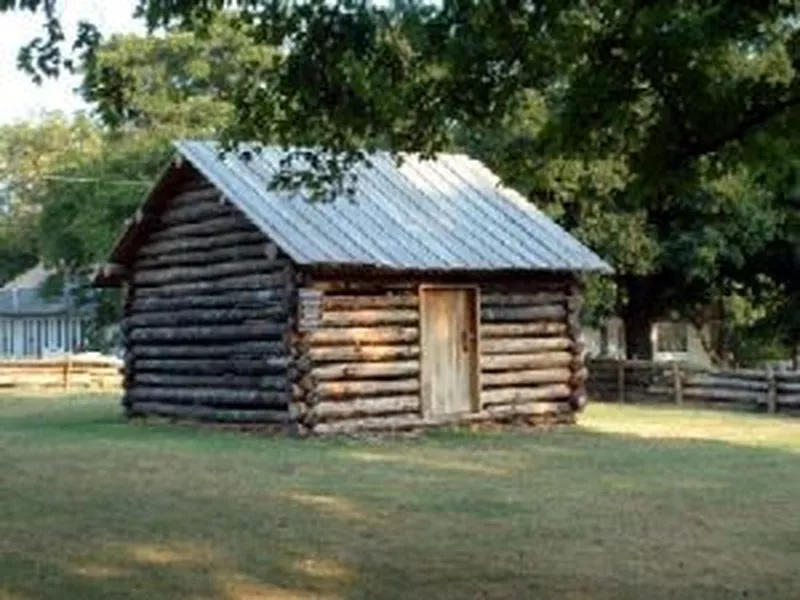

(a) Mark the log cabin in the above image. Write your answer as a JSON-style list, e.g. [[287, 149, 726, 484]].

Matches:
[[95, 141, 611, 434]]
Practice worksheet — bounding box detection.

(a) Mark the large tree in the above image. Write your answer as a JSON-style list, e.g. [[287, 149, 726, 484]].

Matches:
[[6, 2, 797, 177], [0, 17, 276, 348], [735, 131, 800, 365], [0, 113, 101, 283], [4, 1, 799, 358], [462, 85, 793, 361], [80, 14, 275, 133], [34, 15, 276, 271]]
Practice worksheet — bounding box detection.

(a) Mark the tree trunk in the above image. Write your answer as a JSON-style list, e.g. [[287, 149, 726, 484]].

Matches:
[[622, 278, 654, 360]]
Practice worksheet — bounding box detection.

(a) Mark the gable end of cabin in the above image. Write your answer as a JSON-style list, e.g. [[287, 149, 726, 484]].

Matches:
[[118, 165, 300, 429]]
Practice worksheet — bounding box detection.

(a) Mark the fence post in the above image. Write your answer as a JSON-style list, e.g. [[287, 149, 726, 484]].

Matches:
[[766, 366, 777, 414], [63, 356, 72, 392], [617, 360, 626, 403], [672, 361, 683, 405]]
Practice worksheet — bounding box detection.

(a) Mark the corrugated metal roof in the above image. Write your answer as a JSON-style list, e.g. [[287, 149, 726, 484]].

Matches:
[[168, 140, 611, 272]]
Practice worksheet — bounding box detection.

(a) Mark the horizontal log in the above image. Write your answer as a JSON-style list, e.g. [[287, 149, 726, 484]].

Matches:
[[130, 290, 288, 312], [320, 309, 418, 328], [304, 327, 419, 346], [137, 231, 266, 258], [481, 352, 573, 372], [684, 375, 768, 392], [308, 344, 420, 363], [135, 271, 292, 297], [129, 341, 287, 359], [481, 323, 568, 338], [306, 280, 416, 293], [485, 400, 573, 417], [128, 323, 286, 344], [481, 292, 568, 307], [134, 357, 289, 375], [481, 337, 573, 355], [777, 382, 800, 393], [322, 295, 418, 310], [707, 367, 774, 380], [158, 198, 232, 226], [133, 259, 290, 287], [481, 304, 567, 323], [778, 394, 800, 406], [310, 395, 419, 421], [311, 360, 419, 381], [123, 306, 287, 329], [128, 402, 289, 424], [136, 243, 277, 269], [481, 368, 571, 388], [132, 372, 288, 391], [479, 280, 570, 293], [149, 215, 256, 241], [776, 372, 800, 382], [645, 385, 682, 397], [315, 378, 420, 399], [164, 184, 220, 208], [312, 414, 424, 434], [682, 387, 762, 403], [481, 384, 572, 406], [126, 387, 291, 408], [311, 403, 574, 434]]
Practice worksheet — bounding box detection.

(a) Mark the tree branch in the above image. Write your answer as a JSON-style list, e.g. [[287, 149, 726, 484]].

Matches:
[[667, 93, 800, 172]]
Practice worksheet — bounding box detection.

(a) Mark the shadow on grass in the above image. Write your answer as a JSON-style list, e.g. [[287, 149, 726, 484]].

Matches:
[[2, 399, 800, 599]]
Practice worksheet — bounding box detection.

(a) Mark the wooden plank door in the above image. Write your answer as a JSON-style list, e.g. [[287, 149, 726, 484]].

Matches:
[[420, 286, 479, 416]]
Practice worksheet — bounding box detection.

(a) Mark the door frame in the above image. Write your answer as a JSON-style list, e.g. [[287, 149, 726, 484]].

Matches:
[[418, 284, 481, 417]]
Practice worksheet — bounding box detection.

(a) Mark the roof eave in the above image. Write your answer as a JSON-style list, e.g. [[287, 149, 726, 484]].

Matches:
[[101, 152, 193, 275]]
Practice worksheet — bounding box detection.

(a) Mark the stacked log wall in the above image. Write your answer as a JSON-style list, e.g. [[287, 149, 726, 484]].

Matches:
[[123, 176, 295, 426], [291, 281, 422, 434], [478, 279, 580, 424], [296, 275, 583, 434]]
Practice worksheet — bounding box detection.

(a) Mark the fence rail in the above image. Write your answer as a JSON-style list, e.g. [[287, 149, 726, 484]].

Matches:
[[587, 358, 800, 414], [0, 356, 123, 392]]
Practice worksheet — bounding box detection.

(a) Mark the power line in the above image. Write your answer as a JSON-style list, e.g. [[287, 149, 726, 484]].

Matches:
[[38, 175, 152, 187]]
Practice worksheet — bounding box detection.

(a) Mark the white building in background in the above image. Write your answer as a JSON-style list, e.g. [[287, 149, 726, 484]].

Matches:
[[585, 317, 714, 367], [0, 264, 91, 358]]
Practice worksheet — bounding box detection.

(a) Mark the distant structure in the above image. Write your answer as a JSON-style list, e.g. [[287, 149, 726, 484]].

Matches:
[[584, 318, 714, 367], [97, 140, 611, 434], [0, 264, 91, 358]]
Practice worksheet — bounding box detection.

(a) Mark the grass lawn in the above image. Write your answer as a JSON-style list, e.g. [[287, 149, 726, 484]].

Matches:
[[1, 397, 800, 599]]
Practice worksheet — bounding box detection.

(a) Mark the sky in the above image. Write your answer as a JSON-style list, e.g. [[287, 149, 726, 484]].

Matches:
[[0, 0, 141, 125]]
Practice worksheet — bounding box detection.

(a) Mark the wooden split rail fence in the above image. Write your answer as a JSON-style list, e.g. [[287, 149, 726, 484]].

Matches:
[[0, 356, 123, 392], [587, 358, 800, 414]]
